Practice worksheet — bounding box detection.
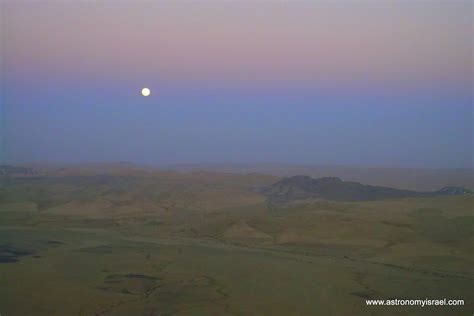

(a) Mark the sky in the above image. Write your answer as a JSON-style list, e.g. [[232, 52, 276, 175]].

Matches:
[[1, 1, 472, 168]]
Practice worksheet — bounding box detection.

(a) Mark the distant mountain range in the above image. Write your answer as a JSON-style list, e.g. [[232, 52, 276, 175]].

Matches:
[[0, 165, 36, 176], [166, 163, 474, 191], [2, 163, 473, 197], [263, 176, 472, 203]]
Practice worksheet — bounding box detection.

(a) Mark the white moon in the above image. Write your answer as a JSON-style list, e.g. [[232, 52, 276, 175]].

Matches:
[[141, 87, 151, 97]]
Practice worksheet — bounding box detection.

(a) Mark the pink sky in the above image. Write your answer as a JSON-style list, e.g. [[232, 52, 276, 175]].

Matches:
[[3, 1, 472, 90], [2, 1, 472, 167]]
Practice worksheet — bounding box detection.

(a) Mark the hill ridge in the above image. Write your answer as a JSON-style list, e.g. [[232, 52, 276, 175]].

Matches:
[[263, 175, 472, 203]]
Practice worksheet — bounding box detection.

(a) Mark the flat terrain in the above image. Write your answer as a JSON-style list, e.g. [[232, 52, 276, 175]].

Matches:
[[0, 169, 472, 315]]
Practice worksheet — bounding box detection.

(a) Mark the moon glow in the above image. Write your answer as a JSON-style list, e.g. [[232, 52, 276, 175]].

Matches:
[[141, 87, 151, 97]]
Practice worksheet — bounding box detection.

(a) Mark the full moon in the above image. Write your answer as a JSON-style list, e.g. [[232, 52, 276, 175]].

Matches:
[[141, 87, 151, 97]]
